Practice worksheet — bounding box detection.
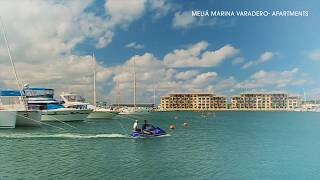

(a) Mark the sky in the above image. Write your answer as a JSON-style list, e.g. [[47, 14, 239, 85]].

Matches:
[[0, 0, 319, 105]]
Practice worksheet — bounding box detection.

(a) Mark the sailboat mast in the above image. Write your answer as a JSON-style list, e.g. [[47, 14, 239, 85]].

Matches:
[[153, 85, 156, 108], [0, 17, 26, 108], [133, 57, 136, 108], [303, 88, 306, 103], [116, 80, 120, 107], [93, 53, 97, 107]]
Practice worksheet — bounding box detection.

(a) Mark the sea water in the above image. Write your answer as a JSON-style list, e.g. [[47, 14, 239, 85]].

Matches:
[[1, 112, 320, 179]]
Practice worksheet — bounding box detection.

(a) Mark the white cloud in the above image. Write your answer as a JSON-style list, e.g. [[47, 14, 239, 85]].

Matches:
[[235, 68, 307, 89], [215, 76, 237, 92], [105, 0, 146, 27], [308, 49, 320, 61], [0, 0, 147, 102], [259, 51, 273, 63], [232, 57, 245, 65], [175, 70, 199, 80], [125, 42, 144, 49], [191, 72, 217, 84], [172, 11, 196, 29], [149, 0, 175, 20], [105, 52, 221, 103], [241, 61, 255, 69], [164, 41, 239, 67], [0, 55, 112, 99], [242, 51, 275, 69], [96, 31, 114, 48], [172, 11, 216, 29]]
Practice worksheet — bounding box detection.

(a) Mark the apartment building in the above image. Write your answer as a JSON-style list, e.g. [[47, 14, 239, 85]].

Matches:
[[287, 96, 301, 109], [160, 93, 227, 111], [231, 92, 300, 110]]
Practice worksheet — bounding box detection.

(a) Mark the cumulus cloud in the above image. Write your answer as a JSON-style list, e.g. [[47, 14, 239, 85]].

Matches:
[[191, 72, 217, 84], [149, 0, 175, 20], [175, 70, 199, 80], [215, 76, 237, 93], [125, 42, 144, 49], [235, 68, 307, 89], [96, 31, 114, 48], [0, 55, 112, 100], [105, 0, 146, 28], [172, 11, 216, 29], [308, 49, 320, 61], [172, 11, 196, 29], [232, 57, 245, 65], [259, 52, 273, 63], [164, 41, 239, 67], [106, 52, 221, 103], [242, 51, 275, 69], [0, 0, 147, 102]]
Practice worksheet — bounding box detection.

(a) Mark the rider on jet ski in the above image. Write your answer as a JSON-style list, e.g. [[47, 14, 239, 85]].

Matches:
[[141, 120, 154, 135], [133, 120, 140, 131], [131, 120, 166, 137]]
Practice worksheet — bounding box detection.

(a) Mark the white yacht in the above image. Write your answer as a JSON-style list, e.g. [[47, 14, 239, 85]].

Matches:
[[0, 110, 16, 128], [118, 106, 151, 115], [0, 90, 41, 126], [24, 86, 91, 122], [59, 92, 118, 119], [87, 107, 119, 119]]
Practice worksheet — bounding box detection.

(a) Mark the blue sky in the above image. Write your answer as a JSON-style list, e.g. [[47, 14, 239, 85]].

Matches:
[[0, 0, 319, 104]]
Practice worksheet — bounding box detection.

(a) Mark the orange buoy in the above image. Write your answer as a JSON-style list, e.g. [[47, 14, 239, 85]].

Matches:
[[169, 124, 176, 129]]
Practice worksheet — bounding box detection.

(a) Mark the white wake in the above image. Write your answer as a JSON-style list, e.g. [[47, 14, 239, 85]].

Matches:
[[0, 133, 129, 139]]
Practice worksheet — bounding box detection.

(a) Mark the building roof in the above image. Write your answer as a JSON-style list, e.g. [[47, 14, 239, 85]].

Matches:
[[239, 92, 288, 95]]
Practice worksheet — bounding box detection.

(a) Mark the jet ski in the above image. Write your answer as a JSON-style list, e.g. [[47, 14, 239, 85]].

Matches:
[[131, 126, 166, 137]]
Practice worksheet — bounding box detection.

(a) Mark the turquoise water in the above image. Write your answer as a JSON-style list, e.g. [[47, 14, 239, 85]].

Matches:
[[1, 112, 320, 179]]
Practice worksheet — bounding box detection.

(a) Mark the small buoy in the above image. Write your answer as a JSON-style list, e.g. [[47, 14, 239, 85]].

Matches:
[[182, 122, 188, 127], [169, 124, 175, 129]]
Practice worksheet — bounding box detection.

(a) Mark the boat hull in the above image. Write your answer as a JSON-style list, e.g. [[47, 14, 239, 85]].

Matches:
[[16, 110, 41, 126], [87, 111, 118, 119], [119, 110, 150, 115], [41, 109, 91, 122], [0, 110, 16, 128]]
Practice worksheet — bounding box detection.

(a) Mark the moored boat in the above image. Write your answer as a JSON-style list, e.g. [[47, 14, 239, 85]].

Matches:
[[87, 107, 119, 119], [59, 92, 118, 119], [0, 110, 16, 128], [24, 86, 91, 122], [16, 110, 41, 126], [119, 107, 151, 115], [0, 90, 41, 126], [41, 108, 92, 122]]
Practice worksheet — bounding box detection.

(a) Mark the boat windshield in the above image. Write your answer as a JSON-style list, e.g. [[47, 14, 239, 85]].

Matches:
[[24, 89, 54, 99], [64, 95, 85, 102], [47, 103, 65, 110]]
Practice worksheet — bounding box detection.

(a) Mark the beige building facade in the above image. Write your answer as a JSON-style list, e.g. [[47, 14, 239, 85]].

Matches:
[[287, 96, 301, 109], [160, 93, 227, 111], [231, 92, 301, 110]]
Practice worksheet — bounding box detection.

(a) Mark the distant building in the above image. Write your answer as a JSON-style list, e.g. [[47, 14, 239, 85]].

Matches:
[[287, 96, 301, 109], [231, 92, 300, 110], [160, 93, 227, 111]]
